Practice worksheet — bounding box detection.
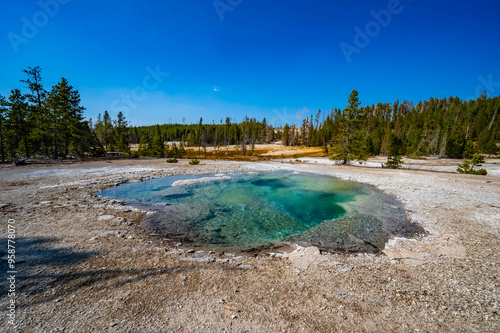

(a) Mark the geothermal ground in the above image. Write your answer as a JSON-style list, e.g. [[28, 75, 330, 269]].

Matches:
[[0, 157, 499, 332]]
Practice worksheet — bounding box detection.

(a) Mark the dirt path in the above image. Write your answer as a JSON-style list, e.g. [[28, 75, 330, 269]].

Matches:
[[0, 158, 498, 332]]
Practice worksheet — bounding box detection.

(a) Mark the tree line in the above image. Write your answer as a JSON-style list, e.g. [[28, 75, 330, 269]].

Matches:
[[280, 90, 499, 160], [1, 67, 498, 162], [128, 117, 275, 158], [128, 89, 499, 160], [0, 66, 101, 162]]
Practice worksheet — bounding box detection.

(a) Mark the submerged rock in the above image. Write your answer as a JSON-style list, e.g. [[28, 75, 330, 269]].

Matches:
[[155, 187, 191, 199], [171, 176, 231, 187], [286, 213, 391, 253]]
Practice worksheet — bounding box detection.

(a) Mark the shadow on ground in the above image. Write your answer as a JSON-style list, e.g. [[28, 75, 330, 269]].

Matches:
[[0, 237, 224, 311], [0, 237, 98, 306]]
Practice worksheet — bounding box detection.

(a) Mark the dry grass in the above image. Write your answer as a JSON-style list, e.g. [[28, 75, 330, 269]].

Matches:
[[129, 143, 329, 161], [183, 144, 327, 161]]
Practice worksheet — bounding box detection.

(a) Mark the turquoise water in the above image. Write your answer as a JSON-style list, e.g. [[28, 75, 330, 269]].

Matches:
[[101, 172, 358, 246], [99, 171, 422, 251]]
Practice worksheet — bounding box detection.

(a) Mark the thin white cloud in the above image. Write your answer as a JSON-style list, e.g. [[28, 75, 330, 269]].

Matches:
[[213, 87, 220, 92]]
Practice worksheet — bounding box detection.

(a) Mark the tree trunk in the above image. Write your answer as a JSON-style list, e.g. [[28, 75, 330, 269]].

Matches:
[[54, 138, 58, 159], [0, 137, 5, 162]]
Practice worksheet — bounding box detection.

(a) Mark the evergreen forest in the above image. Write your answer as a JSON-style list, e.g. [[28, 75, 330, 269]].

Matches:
[[1, 67, 498, 162]]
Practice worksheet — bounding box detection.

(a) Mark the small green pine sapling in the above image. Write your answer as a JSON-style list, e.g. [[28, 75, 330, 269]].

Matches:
[[457, 154, 487, 175]]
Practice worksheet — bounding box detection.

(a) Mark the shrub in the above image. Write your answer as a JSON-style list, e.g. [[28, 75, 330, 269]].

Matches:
[[189, 159, 200, 165], [457, 154, 488, 175], [166, 158, 178, 163], [382, 154, 404, 169], [131, 151, 140, 158], [475, 168, 488, 175]]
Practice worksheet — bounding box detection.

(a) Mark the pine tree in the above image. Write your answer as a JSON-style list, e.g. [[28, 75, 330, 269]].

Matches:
[[45, 78, 87, 158], [0, 95, 7, 162], [282, 123, 290, 146], [197, 117, 203, 157], [322, 140, 329, 155], [186, 131, 196, 147], [6, 89, 30, 159], [477, 128, 497, 154], [95, 111, 114, 151], [151, 125, 165, 157], [457, 154, 487, 175], [170, 142, 180, 158], [383, 133, 404, 169], [444, 126, 465, 158], [21, 66, 49, 156], [261, 118, 267, 142], [138, 133, 151, 156], [463, 140, 475, 159], [331, 89, 366, 164], [115, 111, 130, 154], [362, 135, 375, 156]]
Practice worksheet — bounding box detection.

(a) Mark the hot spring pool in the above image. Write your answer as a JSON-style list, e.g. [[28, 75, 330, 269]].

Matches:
[[99, 171, 424, 252]]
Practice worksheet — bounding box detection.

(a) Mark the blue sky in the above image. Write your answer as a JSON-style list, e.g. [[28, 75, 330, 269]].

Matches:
[[1, 0, 499, 126]]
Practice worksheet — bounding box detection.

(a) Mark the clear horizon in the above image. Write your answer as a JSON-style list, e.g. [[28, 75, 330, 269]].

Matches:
[[1, 0, 499, 126]]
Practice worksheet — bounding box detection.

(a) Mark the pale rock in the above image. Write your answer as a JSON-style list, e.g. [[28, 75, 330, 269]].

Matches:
[[97, 215, 116, 221], [284, 245, 329, 271]]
